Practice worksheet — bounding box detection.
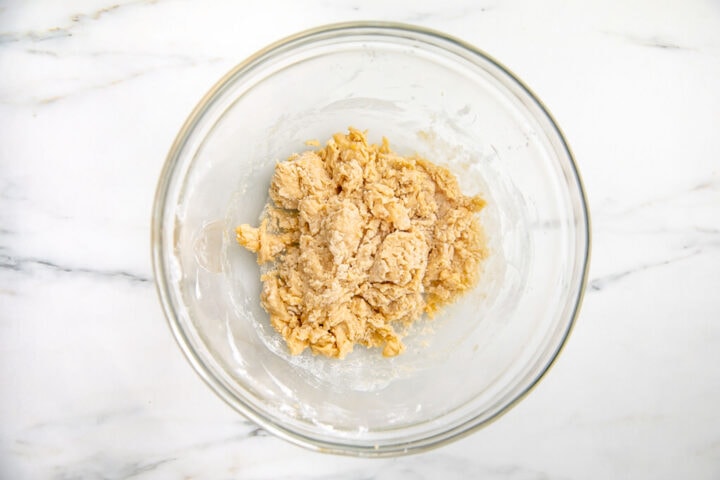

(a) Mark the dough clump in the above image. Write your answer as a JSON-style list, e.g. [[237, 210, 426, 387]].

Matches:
[[236, 128, 488, 359]]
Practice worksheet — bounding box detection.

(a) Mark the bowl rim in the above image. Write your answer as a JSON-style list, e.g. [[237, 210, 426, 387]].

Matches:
[[151, 20, 591, 457]]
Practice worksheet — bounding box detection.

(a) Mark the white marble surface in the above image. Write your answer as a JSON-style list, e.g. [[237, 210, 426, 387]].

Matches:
[[1, 0, 719, 478]]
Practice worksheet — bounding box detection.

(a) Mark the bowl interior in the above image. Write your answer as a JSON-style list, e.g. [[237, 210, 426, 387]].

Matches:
[[154, 24, 588, 454]]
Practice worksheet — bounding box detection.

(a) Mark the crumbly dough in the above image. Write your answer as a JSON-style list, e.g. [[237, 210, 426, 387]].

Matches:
[[236, 128, 488, 359]]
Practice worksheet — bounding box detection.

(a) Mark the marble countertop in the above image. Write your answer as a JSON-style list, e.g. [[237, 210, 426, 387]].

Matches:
[[2, 1, 719, 478]]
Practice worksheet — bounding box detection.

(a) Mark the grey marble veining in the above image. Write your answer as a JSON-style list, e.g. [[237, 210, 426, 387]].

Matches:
[[1, 0, 719, 478]]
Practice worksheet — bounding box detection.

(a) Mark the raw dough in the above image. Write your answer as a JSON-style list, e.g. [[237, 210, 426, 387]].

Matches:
[[236, 128, 488, 359]]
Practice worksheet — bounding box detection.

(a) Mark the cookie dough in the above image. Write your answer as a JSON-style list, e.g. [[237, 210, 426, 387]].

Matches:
[[236, 128, 488, 359]]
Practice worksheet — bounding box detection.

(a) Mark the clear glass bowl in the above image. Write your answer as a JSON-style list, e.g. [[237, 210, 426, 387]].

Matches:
[[152, 22, 590, 456]]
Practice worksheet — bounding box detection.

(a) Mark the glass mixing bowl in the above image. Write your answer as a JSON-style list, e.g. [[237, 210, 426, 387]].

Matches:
[[152, 22, 590, 456]]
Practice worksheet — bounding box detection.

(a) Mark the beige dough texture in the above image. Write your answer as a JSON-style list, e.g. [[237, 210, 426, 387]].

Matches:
[[236, 128, 488, 359]]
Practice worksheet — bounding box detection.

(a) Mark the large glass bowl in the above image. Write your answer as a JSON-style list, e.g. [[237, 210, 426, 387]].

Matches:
[[152, 22, 590, 456]]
